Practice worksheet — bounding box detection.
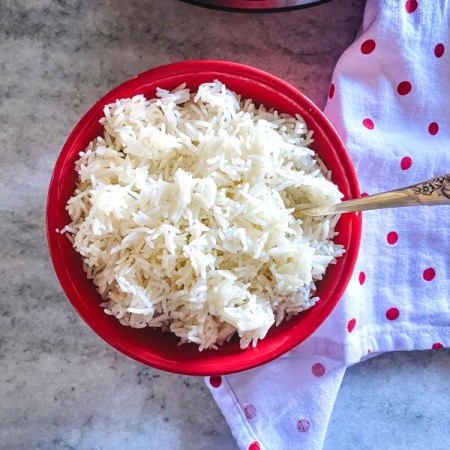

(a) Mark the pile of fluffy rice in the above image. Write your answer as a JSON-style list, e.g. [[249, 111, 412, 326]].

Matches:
[[63, 80, 344, 350]]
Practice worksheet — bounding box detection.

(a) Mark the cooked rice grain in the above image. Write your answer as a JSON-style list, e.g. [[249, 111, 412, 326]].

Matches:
[[63, 81, 344, 350]]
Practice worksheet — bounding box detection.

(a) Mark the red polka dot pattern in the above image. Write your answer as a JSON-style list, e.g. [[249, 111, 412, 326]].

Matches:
[[296, 419, 310, 432], [248, 442, 260, 450], [361, 39, 376, 55], [405, 0, 418, 13], [363, 118, 374, 129], [400, 156, 412, 170], [210, 376, 222, 388], [423, 268, 436, 281], [428, 122, 439, 135], [358, 271, 366, 285], [201, 11, 447, 434], [311, 363, 325, 377], [244, 404, 257, 420], [347, 318, 356, 333], [397, 81, 412, 95], [386, 308, 400, 321], [387, 231, 398, 245], [434, 43, 445, 58], [329, 83, 335, 99], [432, 343, 444, 349]]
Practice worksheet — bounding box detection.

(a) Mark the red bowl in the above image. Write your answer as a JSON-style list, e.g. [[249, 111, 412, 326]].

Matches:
[[47, 60, 361, 376]]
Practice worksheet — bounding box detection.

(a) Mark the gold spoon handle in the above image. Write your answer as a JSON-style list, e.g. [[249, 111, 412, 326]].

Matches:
[[296, 174, 450, 218]]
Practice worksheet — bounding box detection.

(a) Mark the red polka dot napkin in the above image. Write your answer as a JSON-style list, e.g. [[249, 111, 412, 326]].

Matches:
[[207, 1, 450, 449]]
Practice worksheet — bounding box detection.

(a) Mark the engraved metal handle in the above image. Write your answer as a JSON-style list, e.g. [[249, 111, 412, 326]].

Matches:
[[295, 174, 450, 218]]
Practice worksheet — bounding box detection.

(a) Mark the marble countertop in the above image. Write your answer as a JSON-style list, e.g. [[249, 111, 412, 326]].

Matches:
[[1, 0, 449, 449]]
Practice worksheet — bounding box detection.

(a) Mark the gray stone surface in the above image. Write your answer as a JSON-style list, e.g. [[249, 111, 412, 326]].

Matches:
[[1, 0, 449, 449], [326, 350, 450, 450]]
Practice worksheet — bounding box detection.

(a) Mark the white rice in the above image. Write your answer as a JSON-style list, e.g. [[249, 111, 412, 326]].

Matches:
[[62, 80, 344, 350]]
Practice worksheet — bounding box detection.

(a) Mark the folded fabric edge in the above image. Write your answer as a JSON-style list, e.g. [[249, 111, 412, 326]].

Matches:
[[207, 376, 265, 450], [280, 323, 449, 367]]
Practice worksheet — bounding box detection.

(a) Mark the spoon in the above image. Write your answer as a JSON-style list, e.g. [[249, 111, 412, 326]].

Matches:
[[295, 174, 450, 218]]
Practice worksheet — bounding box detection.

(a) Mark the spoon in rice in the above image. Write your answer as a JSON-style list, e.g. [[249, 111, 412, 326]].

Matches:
[[295, 174, 450, 218]]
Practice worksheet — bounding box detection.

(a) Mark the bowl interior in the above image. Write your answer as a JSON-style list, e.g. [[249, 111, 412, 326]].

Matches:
[[47, 61, 361, 376]]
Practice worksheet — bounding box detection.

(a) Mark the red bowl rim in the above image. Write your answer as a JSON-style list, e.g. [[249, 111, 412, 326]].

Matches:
[[47, 60, 361, 376]]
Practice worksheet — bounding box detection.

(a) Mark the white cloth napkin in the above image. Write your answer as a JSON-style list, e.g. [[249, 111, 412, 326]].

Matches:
[[207, 1, 450, 449]]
